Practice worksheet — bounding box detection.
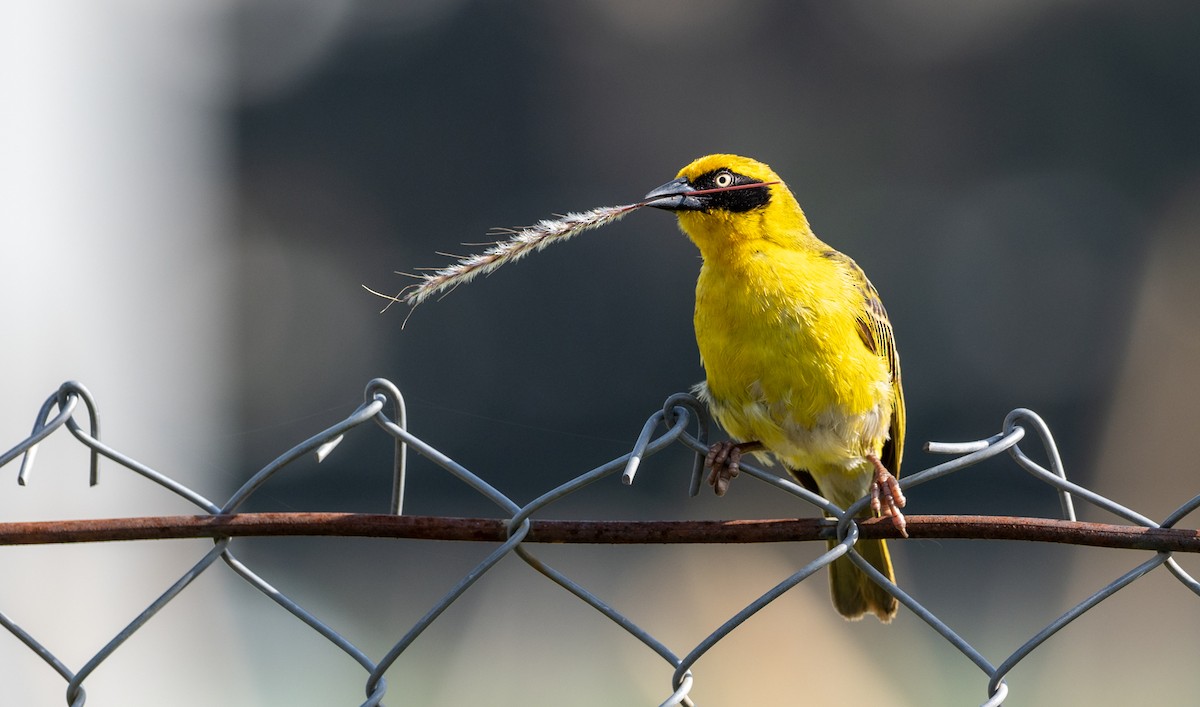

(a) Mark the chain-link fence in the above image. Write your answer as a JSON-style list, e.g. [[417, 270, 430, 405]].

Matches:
[[2, 379, 1198, 706]]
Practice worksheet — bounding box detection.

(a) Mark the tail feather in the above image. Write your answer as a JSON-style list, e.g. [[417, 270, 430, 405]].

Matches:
[[785, 465, 899, 621], [828, 537, 897, 622]]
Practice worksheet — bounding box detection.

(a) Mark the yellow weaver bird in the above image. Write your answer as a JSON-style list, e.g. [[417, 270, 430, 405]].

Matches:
[[645, 154, 906, 622]]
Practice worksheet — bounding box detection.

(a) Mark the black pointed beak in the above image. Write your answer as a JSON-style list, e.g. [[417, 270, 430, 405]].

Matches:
[[643, 177, 704, 211]]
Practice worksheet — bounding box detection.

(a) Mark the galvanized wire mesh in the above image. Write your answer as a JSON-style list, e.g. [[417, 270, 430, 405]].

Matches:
[[2, 379, 1199, 706]]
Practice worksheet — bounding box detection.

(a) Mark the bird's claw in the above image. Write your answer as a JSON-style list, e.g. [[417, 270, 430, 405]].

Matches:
[[705, 441, 743, 497], [868, 453, 908, 538]]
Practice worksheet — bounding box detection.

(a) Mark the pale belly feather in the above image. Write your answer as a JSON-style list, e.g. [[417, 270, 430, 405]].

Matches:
[[693, 378, 893, 507]]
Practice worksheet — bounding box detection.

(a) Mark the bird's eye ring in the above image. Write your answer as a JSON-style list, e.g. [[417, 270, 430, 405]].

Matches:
[[714, 171, 734, 188]]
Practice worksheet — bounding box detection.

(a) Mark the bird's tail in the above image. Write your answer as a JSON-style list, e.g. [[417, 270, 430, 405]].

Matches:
[[827, 537, 897, 622]]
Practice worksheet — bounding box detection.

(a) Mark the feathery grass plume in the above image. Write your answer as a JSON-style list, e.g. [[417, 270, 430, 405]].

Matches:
[[364, 179, 779, 316], [366, 202, 643, 312]]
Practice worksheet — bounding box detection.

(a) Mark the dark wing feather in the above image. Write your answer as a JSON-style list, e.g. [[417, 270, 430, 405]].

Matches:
[[825, 250, 905, 477]]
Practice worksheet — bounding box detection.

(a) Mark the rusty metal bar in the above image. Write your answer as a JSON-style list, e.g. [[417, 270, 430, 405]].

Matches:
[[1, 513, 1196, 552]]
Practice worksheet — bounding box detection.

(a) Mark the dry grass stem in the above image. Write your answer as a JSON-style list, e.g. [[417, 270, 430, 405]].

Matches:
[[366, 179, 779, 315], [383, 202, 643, 309]]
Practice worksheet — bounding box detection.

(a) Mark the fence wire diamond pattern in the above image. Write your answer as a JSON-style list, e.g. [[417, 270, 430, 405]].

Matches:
[[2, 379, 1199, 706]]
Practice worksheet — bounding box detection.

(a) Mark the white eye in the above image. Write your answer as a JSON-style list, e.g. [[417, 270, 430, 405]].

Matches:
[[714, 171, 734, 188]]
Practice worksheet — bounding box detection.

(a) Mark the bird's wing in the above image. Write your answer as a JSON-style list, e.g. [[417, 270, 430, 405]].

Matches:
[[828, 251, 906, 476]]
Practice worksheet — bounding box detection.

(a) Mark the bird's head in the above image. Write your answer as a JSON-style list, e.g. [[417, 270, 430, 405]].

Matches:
[[643, 154, 811, 253]]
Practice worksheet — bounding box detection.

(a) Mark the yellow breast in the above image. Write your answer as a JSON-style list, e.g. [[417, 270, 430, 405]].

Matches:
[[692, 242, 894, 471]]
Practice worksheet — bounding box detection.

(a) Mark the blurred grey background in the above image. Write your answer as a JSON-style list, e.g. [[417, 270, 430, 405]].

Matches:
[[3, 1, 1200, 705]]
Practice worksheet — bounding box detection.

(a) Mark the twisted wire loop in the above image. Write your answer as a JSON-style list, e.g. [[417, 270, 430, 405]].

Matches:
[[1, 380, 1198, 705]]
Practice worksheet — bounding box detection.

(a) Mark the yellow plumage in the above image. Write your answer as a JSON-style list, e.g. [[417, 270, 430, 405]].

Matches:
[[645, 154, 906, 622]]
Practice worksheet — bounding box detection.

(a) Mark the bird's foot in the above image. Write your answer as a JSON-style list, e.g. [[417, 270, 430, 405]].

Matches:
[[867, 453, 908, 538], [705, 441, 761, 496], [705, 441, 741, 496]]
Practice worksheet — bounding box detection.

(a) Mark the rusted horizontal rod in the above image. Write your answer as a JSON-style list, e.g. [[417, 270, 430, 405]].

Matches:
[[0, 514, 1197, 552]]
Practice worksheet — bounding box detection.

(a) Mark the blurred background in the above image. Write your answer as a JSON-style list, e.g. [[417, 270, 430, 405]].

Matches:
[[3, 1, 1200, 705]]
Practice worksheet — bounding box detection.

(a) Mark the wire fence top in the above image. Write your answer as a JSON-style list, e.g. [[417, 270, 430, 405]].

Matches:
[[2, 378, 1199, 707]]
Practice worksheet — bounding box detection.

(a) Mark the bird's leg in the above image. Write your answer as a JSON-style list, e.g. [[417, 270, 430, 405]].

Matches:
[[867, 453, 907, 537], [705, 440, 763, 496]]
